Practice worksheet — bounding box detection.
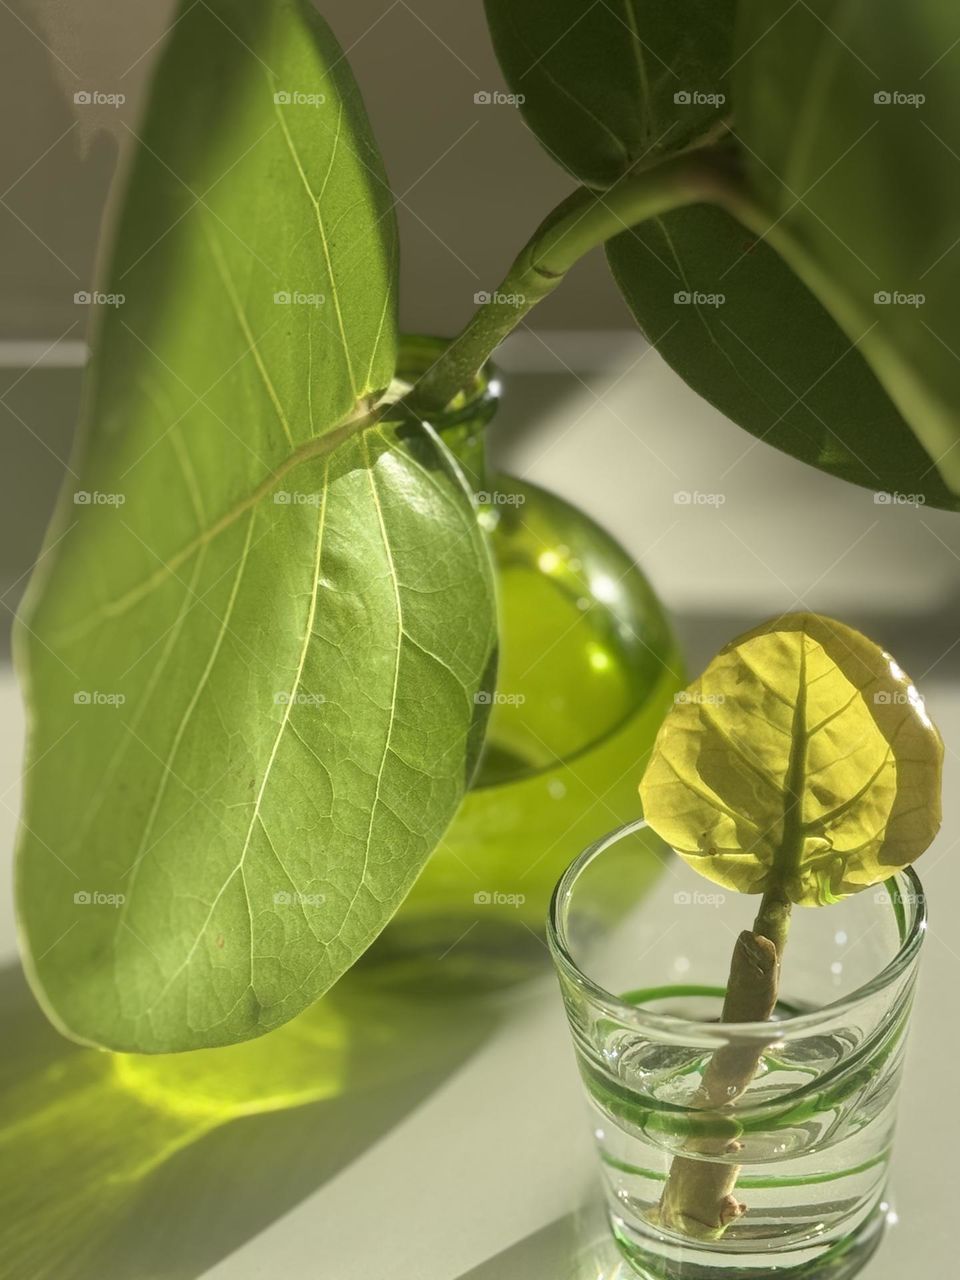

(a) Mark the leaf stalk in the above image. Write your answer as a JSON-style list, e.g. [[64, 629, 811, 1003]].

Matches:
[[403, 142, 742, 416]]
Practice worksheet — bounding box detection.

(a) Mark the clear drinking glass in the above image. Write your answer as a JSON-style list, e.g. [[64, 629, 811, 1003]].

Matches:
[[548, 819, 926, 1279]]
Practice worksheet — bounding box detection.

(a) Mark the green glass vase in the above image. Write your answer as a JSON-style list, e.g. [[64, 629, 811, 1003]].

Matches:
[[368, 336, 685, 985]]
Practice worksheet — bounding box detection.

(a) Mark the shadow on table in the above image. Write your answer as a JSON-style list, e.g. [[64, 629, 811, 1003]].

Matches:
[[455, 1205, 634, 1280], [0, 960, 500, 1280]]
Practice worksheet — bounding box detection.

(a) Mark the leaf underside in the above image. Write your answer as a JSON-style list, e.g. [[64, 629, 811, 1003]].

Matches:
[[639, 613, 943, 905], [607, 205, 957, 507], [15, 0, 496, 1052], [484, 0, 735, 186], [735, 0, 960, 495], [487, 0, 960, 504]]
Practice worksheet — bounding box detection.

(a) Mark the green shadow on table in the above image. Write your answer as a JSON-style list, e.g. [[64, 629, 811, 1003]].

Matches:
[[0, 958, 502, 1280]]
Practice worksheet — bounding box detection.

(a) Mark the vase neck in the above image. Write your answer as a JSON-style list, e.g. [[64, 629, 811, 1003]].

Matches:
[[391, 334, 499, 492], [438, 418, 488, 493]]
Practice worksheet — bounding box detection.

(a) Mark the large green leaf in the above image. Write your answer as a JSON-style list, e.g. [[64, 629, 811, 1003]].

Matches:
[[483, 0, 735, 186], [15, 0, 496, 1052], [607, 205, 957, 505], [735, 0, 960, 493], [639, 613, 943, 906]]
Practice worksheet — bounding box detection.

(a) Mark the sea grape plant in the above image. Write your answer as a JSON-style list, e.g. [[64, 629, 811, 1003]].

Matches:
[[15, 0, 960, 1052], [639, 612, 943, 1236]]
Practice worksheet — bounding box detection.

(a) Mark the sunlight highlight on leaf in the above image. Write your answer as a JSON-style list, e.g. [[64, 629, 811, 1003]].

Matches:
[[639, 613, 942, 905]]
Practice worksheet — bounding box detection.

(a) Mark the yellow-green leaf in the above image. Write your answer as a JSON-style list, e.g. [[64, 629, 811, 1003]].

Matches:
[[639, 613, 942, 906], [14, 0, 497, 1053]]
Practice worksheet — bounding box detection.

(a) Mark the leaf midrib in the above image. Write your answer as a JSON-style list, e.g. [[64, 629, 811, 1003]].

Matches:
[[139, 460, 331, 1019], [272, 95, 359, 400], [50, 403, 378, 647], [775, 634, 809, 888]]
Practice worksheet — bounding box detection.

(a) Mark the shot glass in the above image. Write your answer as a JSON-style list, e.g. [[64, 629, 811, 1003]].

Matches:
[[547, 819, 926, 1279]]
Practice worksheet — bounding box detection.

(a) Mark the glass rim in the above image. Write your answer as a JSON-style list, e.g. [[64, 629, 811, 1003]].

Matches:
[[547, 817, 927, 1042]]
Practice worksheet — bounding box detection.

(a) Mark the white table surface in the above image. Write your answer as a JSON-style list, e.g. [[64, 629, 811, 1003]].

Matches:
[[2, 342, 959, 1278]]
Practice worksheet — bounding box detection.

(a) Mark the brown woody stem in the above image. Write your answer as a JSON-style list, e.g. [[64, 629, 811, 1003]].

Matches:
[[657, 887, 792, 1239]]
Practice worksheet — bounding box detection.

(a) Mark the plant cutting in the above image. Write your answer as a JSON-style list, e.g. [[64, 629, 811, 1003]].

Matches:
[[14, 0, 960, 1054], [549, 611, 942, 1277], [641, 611, 942, 1238]]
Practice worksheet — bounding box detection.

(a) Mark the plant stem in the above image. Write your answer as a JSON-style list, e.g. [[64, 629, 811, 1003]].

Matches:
[[403, 142, 741, 416], [657, 887, 793, 1239]]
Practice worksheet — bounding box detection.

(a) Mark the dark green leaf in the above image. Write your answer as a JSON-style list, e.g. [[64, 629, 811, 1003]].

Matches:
[[483, 0, 735, 186], [485, 0, 953, 505], [15, 0, 496, 1052], [736, 0, 960, 493], [607, 204, 957, 505]]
